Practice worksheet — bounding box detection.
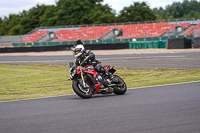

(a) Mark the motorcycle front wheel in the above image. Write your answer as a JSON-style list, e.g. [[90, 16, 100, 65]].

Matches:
[[72, 80, 92, 99], [112, 75, 127, 95]]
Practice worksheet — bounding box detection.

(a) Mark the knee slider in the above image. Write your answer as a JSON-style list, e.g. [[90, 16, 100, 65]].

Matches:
[[95, 64, 102, 72], [95, 64, 105, 73]]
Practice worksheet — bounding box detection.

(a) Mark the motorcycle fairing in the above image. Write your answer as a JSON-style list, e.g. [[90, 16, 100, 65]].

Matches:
[[84, 70, 98, 78], [104, 65, 116, 74], [77, 66, 81, 74], [104, 65, 111, 71], [85, 73, 102, 93], [95, 82, 101, 93], [83, 65, 98, 78]]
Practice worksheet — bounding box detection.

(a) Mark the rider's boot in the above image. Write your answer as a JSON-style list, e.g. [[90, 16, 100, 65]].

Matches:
[[105, 71, 118, 83]]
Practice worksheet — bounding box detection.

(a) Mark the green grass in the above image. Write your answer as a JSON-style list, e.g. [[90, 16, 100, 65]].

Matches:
[[0, 64, 200, 101]]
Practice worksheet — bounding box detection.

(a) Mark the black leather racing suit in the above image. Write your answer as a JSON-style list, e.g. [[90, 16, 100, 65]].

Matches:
[[75, 50, 111, 77]]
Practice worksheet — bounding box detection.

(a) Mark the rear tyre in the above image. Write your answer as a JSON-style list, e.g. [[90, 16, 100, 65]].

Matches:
[[112, 75, 127, 95], [72, 80, 92, 99]]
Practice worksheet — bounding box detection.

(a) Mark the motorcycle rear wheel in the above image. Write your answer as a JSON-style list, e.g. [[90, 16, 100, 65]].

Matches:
[[112, 75, 127, 95], [72, 80, 92, 99]]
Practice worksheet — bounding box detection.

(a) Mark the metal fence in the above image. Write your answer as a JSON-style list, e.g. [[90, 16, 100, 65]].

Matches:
[[0, 35, 28, 47]]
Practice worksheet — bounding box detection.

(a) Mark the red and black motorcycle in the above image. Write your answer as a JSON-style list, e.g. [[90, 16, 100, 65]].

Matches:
[[69, 62, 127, 98]]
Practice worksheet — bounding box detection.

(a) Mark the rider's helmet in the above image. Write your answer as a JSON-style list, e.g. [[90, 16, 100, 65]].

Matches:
[[74, 38, 83, 46], [72, 44, 85, 58]]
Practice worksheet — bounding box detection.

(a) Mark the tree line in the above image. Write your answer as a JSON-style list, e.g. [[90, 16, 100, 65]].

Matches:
[[0, 0, 200, 36], [153, 0, 200, 20]]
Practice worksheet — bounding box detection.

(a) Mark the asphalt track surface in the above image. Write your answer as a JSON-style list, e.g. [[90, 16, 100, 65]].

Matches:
[[0, 81, 200, 133], [1, 52, 200, 133], [0, 52, 200, 69]]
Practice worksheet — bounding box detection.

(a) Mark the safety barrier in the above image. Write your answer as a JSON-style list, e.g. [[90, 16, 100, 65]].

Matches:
[[12, 35, 193, 48], [129, 40, 166, 49]]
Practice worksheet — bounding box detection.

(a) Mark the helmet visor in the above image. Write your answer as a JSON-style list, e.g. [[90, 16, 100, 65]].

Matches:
[[72, 47, 82, 57]]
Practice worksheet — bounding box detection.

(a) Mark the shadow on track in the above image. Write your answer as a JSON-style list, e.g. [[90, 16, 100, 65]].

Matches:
[[65, 93, 129, 100]]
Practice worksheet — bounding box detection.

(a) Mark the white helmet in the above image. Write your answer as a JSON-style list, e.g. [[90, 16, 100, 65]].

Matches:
[[72, 44, 85, 58]]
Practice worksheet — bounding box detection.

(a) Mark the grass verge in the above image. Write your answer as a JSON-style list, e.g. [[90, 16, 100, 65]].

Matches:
[[0, 64, 200, 101]]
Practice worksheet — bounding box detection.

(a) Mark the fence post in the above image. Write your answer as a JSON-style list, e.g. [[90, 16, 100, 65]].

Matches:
[[143, 29, 146, 41], [79, 33, 82, 40], [196, 26, 200, 37], [167, 28, 170, 38], [57, 33, 61, 45], [192, 27, 195, 37], [101, 32, 104, 44]]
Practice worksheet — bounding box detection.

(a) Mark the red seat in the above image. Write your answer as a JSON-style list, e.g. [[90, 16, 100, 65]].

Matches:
[[20, 30, 49, 43]]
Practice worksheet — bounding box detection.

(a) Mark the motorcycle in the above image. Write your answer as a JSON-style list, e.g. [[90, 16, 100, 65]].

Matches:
[[69, 62, 127, 98]]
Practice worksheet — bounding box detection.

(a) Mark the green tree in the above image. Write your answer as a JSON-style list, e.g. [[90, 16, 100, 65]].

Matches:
[[39, 5, 59, 26], [0, 0, 159, 36], [0, 19, 6, 35], [8, 24, 25, 35], [7, 14, 22, 35], [55, 0, 115, 25], [153, 0, 200, 19], [88, 3, 116, 24], [0, 14, 21, 35], [56, 0, 97, 25], [117, 2, 156, 22], [25, 4, 49, 29]]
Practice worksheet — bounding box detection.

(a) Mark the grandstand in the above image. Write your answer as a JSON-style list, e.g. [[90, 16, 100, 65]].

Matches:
[[19, 30, 50, 43], [18, 21, 198, 43], [17, 22, 192, 43], [1, 19, 200, 47], [183, 22, 200, 35]]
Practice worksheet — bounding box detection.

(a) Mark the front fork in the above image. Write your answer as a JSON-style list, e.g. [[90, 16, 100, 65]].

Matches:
[[80, 66, 87, 88]]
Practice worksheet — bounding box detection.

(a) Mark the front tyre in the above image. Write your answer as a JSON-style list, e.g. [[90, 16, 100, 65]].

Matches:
[[113, 75, 127, 95], [72, 80, 92, 99]]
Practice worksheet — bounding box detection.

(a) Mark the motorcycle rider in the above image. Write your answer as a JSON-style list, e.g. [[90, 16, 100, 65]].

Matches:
[[71, 39, 117, 84]]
